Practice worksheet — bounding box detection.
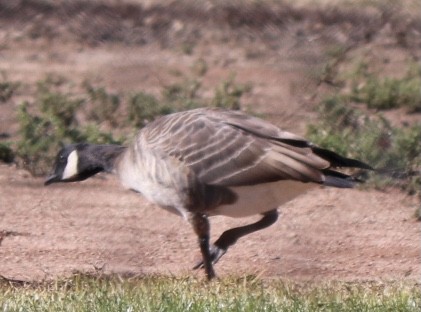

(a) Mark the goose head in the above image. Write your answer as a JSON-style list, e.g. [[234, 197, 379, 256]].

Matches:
[[44, 143, 104, 185]]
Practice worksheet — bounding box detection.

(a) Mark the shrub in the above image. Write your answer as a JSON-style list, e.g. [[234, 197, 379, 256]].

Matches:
[[16, 102, 62, 175], [211, 76, 252, 110], [0, 80, 19, 103], [307, 96, 421, 193], [84, 83, 121, 126], [12, 72, 250, 175], [15, 80, 122, 176], [162, 78, 202, 109], [0, 142, 14, 163], [128, 92, 173, 128], [349, 63, 421, 111]]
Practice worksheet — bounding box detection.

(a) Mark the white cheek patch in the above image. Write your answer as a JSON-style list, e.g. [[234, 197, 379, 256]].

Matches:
[[62, 150, 79, 180]]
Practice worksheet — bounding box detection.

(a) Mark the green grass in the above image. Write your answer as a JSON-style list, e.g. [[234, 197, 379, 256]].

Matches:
[[0, 275, 419, 312]]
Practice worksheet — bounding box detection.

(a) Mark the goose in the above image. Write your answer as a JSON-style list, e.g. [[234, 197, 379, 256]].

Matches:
[[45, 107, 371, 279]]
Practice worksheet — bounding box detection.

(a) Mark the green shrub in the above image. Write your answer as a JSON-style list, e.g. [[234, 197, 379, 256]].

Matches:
[[84, 83, 121, 126], [13, 72, 249, 176], [0, 142, 14, 163], [0, 80, 19, 103], [15, 80, 122, 176], [128, 74, 242, 128], [128, 92, 173, 128], [161, 73, 251, 112], [162, 78, 202, 109], [211, 76, 252, 110], [79, 124, 123, 145], [16, 102, 62, 175], [349, 63, 421, 111], [307, 96, 421, 193], [352, 76, 421, 111]]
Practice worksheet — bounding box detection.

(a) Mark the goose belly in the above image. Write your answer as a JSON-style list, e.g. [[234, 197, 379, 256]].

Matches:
[[122, 174, 190, 218], [117, 154, 190, 218], [210, 180, 317, 218]]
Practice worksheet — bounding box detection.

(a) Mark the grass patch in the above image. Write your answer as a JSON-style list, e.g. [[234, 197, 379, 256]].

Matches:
[[0, 275, 419, 312], [348, 61, 421, 112], [309, 55, 421, 196], [307, 96, 421, 192]]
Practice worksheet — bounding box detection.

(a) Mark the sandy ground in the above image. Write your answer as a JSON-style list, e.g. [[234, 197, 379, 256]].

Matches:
[[0, 1, 420, 283], [0, 164, 419, 282]]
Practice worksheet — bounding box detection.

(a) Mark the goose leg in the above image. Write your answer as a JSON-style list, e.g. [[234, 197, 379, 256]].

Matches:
[[193, 209, 278, 270], [190, 213, 216, 280]]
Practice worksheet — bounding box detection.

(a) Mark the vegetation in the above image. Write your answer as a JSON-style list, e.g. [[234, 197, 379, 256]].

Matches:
[[0, 142, 14, 163], [0, 58, 418, 195], [128, 91, 172, 128], [0, 66, 249, 175], [0, 275, 419, 312], [84, 83, 121, 127], [15, 77, 122, 176], [211, 75, 251, 110], [307, 95, 421, 193], [0, 80, 19, 103], [349, 62, 421, 112], [308, 60, 421, 194]]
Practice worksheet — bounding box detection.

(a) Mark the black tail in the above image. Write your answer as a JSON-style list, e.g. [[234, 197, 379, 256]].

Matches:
[[314, 147, 372, 189], [312, 146, 373, 170], [322, 169, 364, 188]]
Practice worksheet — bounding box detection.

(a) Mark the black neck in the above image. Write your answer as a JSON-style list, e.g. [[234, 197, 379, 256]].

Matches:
[[82, 144, 127, 173]]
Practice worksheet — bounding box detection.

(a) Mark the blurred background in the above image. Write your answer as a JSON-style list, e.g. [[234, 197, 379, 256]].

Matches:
[[0, 0, 420, 282], [0, 0, 420, 178]]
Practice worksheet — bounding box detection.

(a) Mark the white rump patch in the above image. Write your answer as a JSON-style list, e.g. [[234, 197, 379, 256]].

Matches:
[[62, 150, 79, 180]]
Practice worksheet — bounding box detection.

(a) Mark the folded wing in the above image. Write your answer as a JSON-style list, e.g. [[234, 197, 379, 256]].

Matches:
[[140, 108, 370, 188]]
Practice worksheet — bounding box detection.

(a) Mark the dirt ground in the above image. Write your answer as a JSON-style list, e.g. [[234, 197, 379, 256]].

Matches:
[[0, 1, 420, 283], [0, 164, 419, 282]]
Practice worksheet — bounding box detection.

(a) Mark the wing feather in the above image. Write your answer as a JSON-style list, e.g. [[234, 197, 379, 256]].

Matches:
[[138, 108, 361, 188]]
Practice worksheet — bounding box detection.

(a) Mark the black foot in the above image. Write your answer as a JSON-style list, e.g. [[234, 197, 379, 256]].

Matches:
[[193, 244, 226, 270]]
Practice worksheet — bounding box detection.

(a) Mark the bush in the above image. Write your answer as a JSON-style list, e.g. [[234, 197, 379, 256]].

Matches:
[[307, 96, 421, 193], [211, 76, 252, 110], [127, 74, 251, 128], [16, 102, 62, 175], [84, 83, 121, 126], [162, 78, 202, 109], [128, 92, 173, 128], [0, 80, 19, 103], [350, 63, 421, 111], [0, 142, 14, 163], [15, 79, 122, 176], [10, 72, 250, 175]]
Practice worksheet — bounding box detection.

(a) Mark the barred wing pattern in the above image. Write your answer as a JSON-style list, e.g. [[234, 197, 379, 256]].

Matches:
[[139, 108, 333, 187]]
